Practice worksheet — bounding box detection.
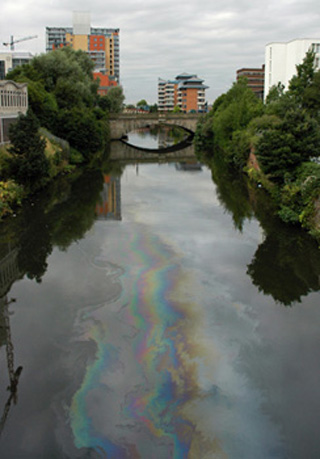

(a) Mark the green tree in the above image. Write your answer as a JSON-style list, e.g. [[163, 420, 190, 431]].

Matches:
[[137, 99, 147, 107], [256, 108, 320, 183], [302, 70, 320, 118], [98, 86, 125, 113], [212, 78, 263, 148], [8, 110, 50, 191], [289, 49, 316, 103], [265, 82, 285, 104], [55, 107, 106, 160], [172, 105, 181, 113]]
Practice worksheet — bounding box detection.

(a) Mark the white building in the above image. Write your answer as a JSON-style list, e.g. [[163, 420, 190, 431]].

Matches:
[[0, 80, 28, 144], [0, 52, 34, 80], [264, 38, 320, 100]]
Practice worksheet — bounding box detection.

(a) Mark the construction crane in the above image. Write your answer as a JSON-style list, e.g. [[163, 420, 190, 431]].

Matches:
[[3, 35, 37, 51]]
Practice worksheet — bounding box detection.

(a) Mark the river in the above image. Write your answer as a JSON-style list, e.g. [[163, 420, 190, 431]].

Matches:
[[0, 130, 320, 458]]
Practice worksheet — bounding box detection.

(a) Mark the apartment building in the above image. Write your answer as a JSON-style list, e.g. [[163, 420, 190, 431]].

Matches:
[[264, 38, 320, 100], [158, 73, 208, 113], [236, 65, 265, 99], [46, 12, 120, 83]]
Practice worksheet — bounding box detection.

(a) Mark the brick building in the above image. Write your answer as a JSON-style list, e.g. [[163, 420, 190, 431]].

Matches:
[[236, 65, 265, 99], [158, 73, 208, 113]]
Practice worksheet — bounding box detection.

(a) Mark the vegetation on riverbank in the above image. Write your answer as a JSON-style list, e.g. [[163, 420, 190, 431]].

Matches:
[[0, 47, 125, 220], [196, 50, 320, 240]]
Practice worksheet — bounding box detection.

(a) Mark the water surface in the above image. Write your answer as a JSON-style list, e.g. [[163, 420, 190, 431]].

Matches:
[[0, 152, 320, 458]]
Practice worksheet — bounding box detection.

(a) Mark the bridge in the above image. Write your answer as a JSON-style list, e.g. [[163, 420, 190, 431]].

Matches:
[[109, 113, 201, 140]]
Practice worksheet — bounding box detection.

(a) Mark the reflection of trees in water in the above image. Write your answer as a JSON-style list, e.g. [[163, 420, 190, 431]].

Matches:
[[0, 168, 104, 283], [0, 166, 105, 434], [208, 148, 254, 231], [204, 148, 320, 305], [247, 228, 320, 305]]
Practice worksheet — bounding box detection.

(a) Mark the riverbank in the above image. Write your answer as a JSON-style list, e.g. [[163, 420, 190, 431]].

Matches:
[[0, 130, 76, 220], [194, 52, 320, 243]]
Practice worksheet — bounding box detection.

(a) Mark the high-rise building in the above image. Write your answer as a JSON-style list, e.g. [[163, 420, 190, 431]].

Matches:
[[46, 12, 120, 83], [158, 73, 208, 113], [264, 38, 320, 100], [236, 65, 265, 99]]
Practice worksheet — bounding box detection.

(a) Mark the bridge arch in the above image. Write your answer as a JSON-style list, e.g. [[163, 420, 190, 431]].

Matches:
[[109, 113, 201, 140]]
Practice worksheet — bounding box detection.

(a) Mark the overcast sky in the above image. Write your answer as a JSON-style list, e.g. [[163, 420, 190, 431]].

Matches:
[[1, 0, 320, 104]]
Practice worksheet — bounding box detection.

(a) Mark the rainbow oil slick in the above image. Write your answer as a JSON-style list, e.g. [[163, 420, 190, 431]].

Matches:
[[69, 226, 224, 458]]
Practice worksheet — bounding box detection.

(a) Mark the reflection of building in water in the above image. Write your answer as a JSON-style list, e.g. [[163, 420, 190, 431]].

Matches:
[[0, 242, 22, 346], [96, 176, 121, 220], [0, 244, 23, 436], [175, 161, 202, 171], [0, 244, 21, 300]]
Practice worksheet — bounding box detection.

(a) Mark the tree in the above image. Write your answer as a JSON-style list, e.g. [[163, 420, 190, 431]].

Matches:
[[289, 49, 316, 103], [265, 82, 285, 104], [302, 70, 320, 118], [211, 78, 263, 151], [256, 108, 320, 183], [55, 108, 106, 160], [137, 99, 147, 108], [98, 87, 125, 113], [8, 111, 50, 191]]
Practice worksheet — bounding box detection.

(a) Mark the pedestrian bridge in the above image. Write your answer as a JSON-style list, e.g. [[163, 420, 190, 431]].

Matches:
[[109, 113, 201, 140]]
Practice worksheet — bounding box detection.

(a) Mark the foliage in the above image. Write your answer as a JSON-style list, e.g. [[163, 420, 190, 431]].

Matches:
[[194, 48, 320, 239], [137, 99, 147, 107], [255, 109, 320, 183], [265, 82, 285, 104], [211, 78, 263, 151], [289, 50, 316, 103], [149, 103, 158, 113], [7, 111, 50, 192], [7, 47, 112, 159], [98, 86, 125, 113], [54, 108, 107, 160], [0, 180, 24, 219]]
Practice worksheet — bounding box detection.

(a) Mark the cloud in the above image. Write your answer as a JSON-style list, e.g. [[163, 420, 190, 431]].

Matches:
[[1, 0, 319, 103]]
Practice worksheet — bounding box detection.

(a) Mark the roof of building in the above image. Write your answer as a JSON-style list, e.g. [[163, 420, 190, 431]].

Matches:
[[0, 80, 28, 89]]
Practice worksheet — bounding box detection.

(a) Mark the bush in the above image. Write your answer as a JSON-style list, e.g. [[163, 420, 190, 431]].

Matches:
[[0, 180, 24, 219]]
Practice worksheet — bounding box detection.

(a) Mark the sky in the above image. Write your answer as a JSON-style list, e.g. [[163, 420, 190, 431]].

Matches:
[[1, 0, 320, 105]]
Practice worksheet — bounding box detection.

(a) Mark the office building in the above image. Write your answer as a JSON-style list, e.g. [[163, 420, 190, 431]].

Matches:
[[158, 73, 208, 113], [264, 38, 320, 100], [236, 65, 265, 99], [46, 12, 120, 83]]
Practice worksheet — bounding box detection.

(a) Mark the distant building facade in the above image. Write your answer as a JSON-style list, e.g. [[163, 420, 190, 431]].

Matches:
[[93, 71, 118, 96], [236, 65, 265, 99], [0, 52, 34, 80], [264, 38, 320, 100], [0, 80, 28, 144], [46, 11, 120, 86], [158, 73, 208, 113]]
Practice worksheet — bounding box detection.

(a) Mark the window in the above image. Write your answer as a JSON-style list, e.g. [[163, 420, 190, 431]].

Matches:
[[312, 43, 320, 53]]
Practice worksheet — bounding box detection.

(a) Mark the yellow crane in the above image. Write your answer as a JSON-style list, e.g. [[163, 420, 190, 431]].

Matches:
[[3, 35, 37, 51]]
